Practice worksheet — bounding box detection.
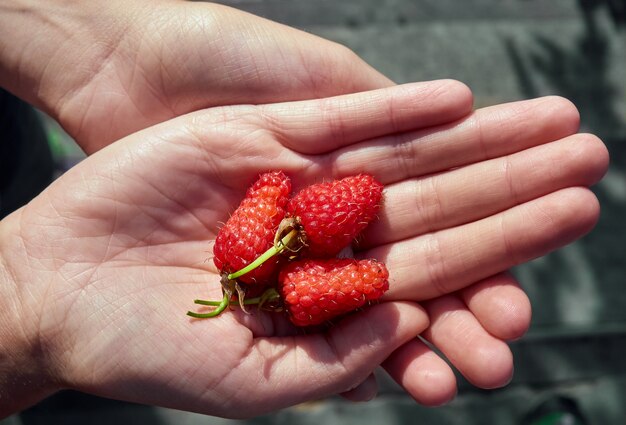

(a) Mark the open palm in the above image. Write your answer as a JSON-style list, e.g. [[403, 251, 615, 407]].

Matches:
[[3, 81, 607, 416]]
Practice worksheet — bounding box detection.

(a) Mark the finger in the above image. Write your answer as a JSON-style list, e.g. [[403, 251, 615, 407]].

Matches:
[[328, 95, 581, 182], [370, 187, 600, 300], [259, 80, 473, 154], [359, 133, 608, 248], [219, 301, 429, 416], [460, 272, 532, 341], [383, 338, 457, 406], [423, 295, 514, 389], [339, 373, 378, 402]]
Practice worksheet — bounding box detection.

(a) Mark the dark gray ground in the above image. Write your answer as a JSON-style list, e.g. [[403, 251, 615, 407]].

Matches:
[[4, 1, 625, 424]]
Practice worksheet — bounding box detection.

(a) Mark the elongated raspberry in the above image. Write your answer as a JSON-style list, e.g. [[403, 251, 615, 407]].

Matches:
[[286, 174, 383, 257], [213, 171, 291, 285], [278, 258, 389, 326]]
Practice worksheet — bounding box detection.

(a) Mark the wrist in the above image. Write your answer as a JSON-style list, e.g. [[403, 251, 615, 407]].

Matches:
[[0, 213, 58, 418]]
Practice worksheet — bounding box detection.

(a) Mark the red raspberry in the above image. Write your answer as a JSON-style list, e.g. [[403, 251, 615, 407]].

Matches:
[[286, 174, 383, 257], [278, 258, 389, 326], [213, 171, 291, 285]]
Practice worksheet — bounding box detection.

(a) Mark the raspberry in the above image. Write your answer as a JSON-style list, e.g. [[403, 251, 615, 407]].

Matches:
[[278, 258, 389, 326], [188, 173, 389, 321], [213, 171, 291, 285], [286, 174, 383, 257]]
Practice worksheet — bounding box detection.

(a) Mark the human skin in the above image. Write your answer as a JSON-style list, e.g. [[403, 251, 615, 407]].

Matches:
[[0, 0, 540, 406], [0, 0, 612, 415], [0, 82, 608, 417]]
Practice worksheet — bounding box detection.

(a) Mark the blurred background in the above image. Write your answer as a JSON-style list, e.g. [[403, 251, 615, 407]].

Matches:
[[2, 0, 625, 424]]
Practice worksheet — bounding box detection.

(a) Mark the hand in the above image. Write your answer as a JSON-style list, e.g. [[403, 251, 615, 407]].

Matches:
[[0, 81, 607, 417], [0, 0, 392, 154], [0, 0, 552, 403]]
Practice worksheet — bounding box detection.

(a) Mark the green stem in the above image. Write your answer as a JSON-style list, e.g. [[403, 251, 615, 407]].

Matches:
[[193, 288, 281, 310], [227, 229, 298, 280], [194, 297, 262, 306], [186, 292, 230, 318]]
